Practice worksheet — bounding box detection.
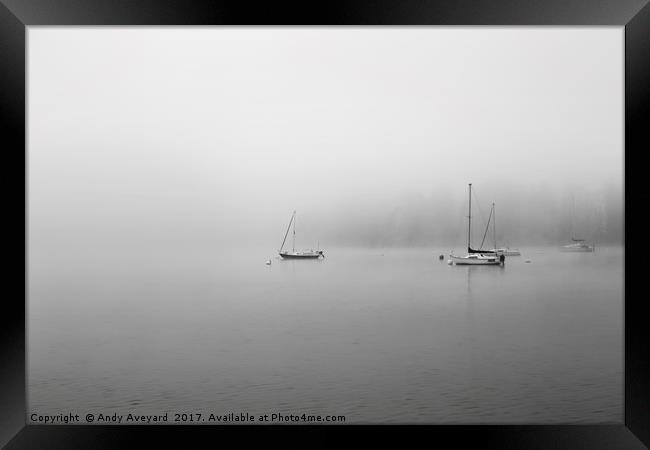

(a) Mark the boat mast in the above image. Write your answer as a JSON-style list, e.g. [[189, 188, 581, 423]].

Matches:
[[292, 211, 296, 252], [467, 183, 472, 251], [571, 194, 575, 240], [492, 203, 497, 250], [279, 211, 295, 252]]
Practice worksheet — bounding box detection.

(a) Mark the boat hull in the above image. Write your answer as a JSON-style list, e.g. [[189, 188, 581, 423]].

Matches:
[[449, 254, 503, 265], [279, 251, 323, 259], [490, 248, 521, 256]]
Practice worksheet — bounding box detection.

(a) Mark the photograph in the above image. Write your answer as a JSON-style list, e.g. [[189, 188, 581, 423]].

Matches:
[[26, 27, 624, 425]]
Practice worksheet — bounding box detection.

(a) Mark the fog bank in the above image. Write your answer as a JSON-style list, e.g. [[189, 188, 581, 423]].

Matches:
[[28, 28, 623, 252]]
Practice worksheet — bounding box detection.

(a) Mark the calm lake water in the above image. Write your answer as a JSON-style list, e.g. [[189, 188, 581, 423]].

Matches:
[[28, 246, 623, 424]]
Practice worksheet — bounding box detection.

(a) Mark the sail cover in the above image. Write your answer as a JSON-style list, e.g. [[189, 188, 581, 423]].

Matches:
[[468, 246, 497, 254]]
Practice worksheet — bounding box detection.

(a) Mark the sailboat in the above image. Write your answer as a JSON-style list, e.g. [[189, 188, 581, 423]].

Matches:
[[561, 238, 594, 252], [485, 203, 521, 256], [450, 184, 505, 266], [561, 196, 594, 252], [278, 211, 324, 259]]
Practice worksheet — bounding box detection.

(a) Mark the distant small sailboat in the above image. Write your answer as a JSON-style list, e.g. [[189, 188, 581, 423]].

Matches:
[[450, 184, 504, 266], [278, 211, 324, 259], [561, 238, 594, 252], [561, 196, 594, 252]]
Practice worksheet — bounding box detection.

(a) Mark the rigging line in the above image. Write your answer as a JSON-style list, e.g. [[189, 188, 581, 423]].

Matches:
[[279, 211, 294, 252], [471, 187, 489, 243], [479, 204, 493, 250], [456, 200, 467, 249], [492, 203, 497, 249], [472, 187, 486, 225], [292, 211, 296, 252]]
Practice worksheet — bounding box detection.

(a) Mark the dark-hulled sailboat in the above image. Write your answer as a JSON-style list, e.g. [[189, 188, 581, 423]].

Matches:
[[278, 211, 324, 259]]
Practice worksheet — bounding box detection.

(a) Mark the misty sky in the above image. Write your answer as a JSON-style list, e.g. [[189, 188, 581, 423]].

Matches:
[[28, 27, 623, 250]]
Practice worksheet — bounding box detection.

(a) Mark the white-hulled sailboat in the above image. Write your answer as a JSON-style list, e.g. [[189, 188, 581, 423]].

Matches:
[[560, 196, 595, 252], [450, 184, 505, 266], [278, 211, 324, 259], [485, 203, 521, 256], [561, 238, 594, 252]]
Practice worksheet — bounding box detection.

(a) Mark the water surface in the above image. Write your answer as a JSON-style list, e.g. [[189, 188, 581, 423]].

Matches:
[[28, 246, 623, 423]]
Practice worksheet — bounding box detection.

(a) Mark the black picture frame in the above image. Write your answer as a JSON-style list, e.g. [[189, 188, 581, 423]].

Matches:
[[1, 1, 648, 448]]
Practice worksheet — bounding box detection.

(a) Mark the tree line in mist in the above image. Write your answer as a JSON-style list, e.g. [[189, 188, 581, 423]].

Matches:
[[29, 181, 623, 251], [307, 183, 623, 248]]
